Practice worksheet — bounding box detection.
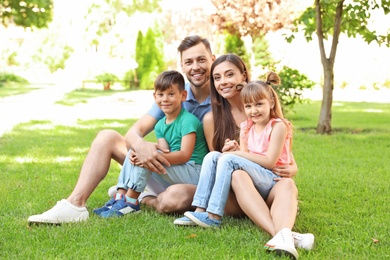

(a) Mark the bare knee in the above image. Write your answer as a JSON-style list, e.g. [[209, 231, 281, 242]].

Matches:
[[93, 129, 127, 164], [154, 184, 196, 214], [277, 178, 298, 198], [231, 170, 249, 190]]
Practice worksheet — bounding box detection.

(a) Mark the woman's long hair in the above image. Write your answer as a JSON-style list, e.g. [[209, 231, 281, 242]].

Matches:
[[210, 54, 250, 151]]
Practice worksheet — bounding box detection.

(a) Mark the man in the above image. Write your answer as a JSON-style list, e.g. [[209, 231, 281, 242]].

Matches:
[[28, 35, 216, 224]]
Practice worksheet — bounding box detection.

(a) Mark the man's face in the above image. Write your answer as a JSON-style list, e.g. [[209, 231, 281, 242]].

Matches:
[[180, 43, 214, 89]]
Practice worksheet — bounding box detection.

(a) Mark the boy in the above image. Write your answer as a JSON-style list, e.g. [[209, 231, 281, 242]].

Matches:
[[94, 70, 208, 218]]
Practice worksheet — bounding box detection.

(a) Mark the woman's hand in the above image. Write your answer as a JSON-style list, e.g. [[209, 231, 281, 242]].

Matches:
[[222, 139, 239, 152], [273, 164, 297, 179]]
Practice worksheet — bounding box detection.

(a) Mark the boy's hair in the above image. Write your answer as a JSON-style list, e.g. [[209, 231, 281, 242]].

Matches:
[[177, 35, 212, 57], [154, 70, 185, 92]]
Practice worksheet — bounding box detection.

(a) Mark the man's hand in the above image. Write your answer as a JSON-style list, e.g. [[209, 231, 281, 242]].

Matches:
[[130, 141, 170, 174]]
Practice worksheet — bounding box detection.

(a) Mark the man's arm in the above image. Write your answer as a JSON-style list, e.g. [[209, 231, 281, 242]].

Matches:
[[125, 114, 170, 174]]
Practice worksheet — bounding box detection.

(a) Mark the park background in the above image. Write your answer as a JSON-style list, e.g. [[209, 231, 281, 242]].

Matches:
[[1, 0, 390, 259]]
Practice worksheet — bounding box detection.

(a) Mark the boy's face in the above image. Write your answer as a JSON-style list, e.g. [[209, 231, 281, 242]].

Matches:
[[154, 84, 187, 115], [180, 43, 214, 90]]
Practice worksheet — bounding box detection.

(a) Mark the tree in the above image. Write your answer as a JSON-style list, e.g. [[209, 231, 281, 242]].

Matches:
[[135, 28, 165, 89], [0, 0, 53, 28], [225, 32, 249, 66], [210, 0, 299, 37], [288, 0, 390, 134]]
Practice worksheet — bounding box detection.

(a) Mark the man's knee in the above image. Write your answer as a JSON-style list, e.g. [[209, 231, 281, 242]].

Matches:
[[154, 184, 196, 214]]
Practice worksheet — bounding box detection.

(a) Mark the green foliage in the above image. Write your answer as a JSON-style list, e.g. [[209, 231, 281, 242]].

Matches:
[[0, 72, 29, 87], [251, 35, 275, 67], [263, 66, 315, 114], [135, 28, 166, 89], [7, 51, 19, 66], [287, 0, 390, 47], [43, 45, 74, 73], [0, 0, 53, 28], [95, 72, 119, 84], [224, 32, 250, 67]]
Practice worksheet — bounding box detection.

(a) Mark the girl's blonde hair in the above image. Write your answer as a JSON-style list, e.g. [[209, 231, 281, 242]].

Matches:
[[240, 72, 293, 149]]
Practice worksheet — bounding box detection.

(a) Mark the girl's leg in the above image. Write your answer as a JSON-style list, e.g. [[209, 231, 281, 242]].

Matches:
[[207, 154, 276, 218], [191, 151, 221, 210]]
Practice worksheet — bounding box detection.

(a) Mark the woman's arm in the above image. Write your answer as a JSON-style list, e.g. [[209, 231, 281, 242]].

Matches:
[[203, 112, 215, 151]]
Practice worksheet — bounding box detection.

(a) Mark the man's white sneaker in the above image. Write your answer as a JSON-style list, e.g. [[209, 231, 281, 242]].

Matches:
[[292, 232, 315, 250], [108, 185, 117, 198], [264, 228, 298, 259], [28, 199, 89, 224]]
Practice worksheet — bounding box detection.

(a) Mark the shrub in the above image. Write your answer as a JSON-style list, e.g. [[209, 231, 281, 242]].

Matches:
[[95, 72, 118, 90], [261, 66, 315, 114], [0, 72, 29, 87]]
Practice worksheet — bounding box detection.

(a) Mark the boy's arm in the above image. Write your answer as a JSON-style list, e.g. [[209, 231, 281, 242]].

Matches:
[[125, 114, 170, 173], [160, 132, 196, 165]]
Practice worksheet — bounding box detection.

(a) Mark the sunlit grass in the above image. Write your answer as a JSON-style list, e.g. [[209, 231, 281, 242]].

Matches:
[[0, 82, 40, 97], [1, 102, 389, 259], [55, 88, 134, 106]]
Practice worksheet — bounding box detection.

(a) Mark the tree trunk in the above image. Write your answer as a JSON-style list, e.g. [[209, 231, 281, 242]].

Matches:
[[317, 63, 334, 134]]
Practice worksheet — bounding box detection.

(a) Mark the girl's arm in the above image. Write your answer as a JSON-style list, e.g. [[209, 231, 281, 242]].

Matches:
[[160, 132, 196, 165], [229, 121, 287, 169]]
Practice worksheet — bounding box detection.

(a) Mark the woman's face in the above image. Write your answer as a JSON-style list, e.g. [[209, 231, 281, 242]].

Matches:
[[212, 61, 245, 100]]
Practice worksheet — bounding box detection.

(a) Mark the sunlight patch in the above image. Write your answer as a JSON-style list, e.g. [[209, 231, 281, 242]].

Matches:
[[103, 122, 127, 128], [363, 109, 383, 113], [25, 124, 55, 131], [54, 156, 74, 163], [15, 157, 38, 163]]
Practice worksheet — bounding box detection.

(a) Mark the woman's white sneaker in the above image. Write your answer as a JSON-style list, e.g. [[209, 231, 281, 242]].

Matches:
[[28, 199, 89, 224], [265, 228, 298, 259], [292, 232, 315, 250]]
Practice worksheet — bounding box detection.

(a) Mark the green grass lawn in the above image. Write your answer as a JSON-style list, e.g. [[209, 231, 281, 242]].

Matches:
[[0, 101, 389, 259], [0, 82, 40, 97], [56, 88, 132, 106]]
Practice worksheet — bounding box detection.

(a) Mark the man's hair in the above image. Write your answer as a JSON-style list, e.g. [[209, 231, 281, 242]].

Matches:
[[154, 70, 185, 92], [177, 35, 212, 56]]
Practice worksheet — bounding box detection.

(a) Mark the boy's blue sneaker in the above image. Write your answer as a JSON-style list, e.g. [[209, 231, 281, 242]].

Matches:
[[184, 211, 221, 228], [93, 198, 117, 216], [93, 193, 124, 216], [100, 198, 140, 218], [173, 216, 196, 226]]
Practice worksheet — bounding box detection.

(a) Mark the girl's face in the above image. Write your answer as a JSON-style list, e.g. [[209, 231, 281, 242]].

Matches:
[[212, 61, 245, 100], [244, 98, 274, 126]]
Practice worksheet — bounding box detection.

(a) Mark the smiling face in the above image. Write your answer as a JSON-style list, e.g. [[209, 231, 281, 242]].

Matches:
[[212, 60, 247, 100], [244, 98, 274, 126], [180, 42, 214, 90], [154, 84, 187, 117]]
